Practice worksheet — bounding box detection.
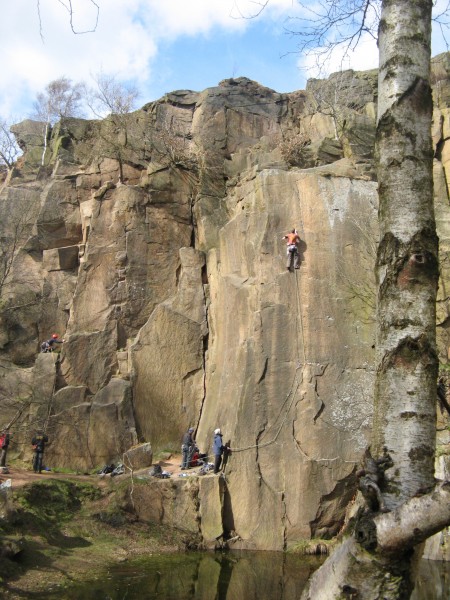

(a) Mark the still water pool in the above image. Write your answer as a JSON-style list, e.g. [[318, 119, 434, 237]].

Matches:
[[28, 551, 449, 600]]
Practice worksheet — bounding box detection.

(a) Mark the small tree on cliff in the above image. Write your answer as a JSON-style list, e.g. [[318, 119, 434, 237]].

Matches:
[[0, 195, 40, 304], [0, 118, 22, 176], [85, 72, 139, 182], [32, 76, 84, 165], [307, 70, 370, 141]]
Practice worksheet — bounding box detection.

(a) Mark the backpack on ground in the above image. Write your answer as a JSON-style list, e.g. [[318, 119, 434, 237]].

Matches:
[[97, 464, 115, 475], [111, 463, 124, 477], [149, 464, 163, 478], [198, 463, 214, 476]]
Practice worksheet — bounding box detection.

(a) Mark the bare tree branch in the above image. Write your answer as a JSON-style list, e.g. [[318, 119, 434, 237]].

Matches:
[[31, 76, 84, 165], [85, 72, 139, 118], [0, 119, 22, 172], [356, 482, 450, 552], [83, 72, 139, 182], [36, 0, 99, 38], [283, 0, 380, 72], [231, 0, 270, 19]]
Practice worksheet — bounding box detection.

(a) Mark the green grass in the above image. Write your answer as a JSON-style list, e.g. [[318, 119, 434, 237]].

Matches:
[[0, 475, 190, 595], [10, 480, 102, 537]]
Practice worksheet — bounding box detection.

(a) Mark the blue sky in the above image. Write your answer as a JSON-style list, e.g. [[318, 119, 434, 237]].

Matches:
[[0, 0, 448, 120], [153, 24, 305, 95]]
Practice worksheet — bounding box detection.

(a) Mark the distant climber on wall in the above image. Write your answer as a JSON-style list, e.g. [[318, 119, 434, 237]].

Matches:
[[31, 430, 49, 473], [282, 229, 301, 270], [41, 333, 64, 353], [181, 427, 195, 470]]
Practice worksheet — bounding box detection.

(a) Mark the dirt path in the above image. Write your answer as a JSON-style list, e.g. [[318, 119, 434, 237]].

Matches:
[[0, 466, 103, 489], [0, 453, 188, 490]]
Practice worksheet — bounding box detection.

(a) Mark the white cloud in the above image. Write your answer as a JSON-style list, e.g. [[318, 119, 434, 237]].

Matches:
[[141, 0, 304, 38], [0, 0, 314, 119], [144, 0, 245, 38], [0, 0, 157, 117], [298, 33, 379, 81], [1, 0, 447, 120]]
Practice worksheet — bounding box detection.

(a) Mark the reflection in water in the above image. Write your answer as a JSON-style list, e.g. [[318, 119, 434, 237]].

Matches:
[[412, 560, 450, 600], [31, 551, 322, 600], [29, 552, 449, 600]]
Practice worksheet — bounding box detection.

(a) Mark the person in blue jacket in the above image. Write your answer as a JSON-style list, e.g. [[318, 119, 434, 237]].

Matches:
[[213, 428, 227, 474], [41, 333, 64, 353]]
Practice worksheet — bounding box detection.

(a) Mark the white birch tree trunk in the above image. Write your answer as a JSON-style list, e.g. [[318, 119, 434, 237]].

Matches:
[[301, 1, 449, 597], [373, 0, 438, 509], [41, 120, 49, 167]]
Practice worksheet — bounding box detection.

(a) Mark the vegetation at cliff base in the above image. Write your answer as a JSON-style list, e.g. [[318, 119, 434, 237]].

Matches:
[[0, 478, 187, 596]]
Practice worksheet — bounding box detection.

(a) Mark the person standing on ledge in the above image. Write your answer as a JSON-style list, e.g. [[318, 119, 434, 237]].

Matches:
[[213, 428, 226, 474], [282, 228, 301, 270], [32, 430, 49, 473], [181, 427, 195, 470]]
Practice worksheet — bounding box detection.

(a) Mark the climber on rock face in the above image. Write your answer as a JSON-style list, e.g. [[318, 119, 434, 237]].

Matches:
[[41, 333, 64, 353], [282, 229, 301, 271]]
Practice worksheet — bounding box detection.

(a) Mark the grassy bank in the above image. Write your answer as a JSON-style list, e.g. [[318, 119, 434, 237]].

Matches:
[[0, 477, 189, 598]]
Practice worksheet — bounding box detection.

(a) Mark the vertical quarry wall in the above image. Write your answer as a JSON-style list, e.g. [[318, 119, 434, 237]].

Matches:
[[1, 61, 449, 551]]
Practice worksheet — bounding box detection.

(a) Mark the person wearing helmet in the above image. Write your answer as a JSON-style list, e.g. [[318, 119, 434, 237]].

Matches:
[[40, 333, 64, 353], [282, 228, 301, 270], [181, 427, 196, 470], [212, 428, 225, 474]]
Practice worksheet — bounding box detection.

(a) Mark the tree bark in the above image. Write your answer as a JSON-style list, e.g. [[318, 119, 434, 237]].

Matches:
[[302, 1, 450, 597], [302, 484, 450, 599], [357, 482, 450, 553], [373, 0, 439, 510], [41, 120, 49, 167], [301, 536, 415, 600]]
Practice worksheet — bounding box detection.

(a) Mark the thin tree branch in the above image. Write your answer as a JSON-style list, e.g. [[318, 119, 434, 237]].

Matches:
[[371, 482, 450, 553], [36, 0, 99, 39]]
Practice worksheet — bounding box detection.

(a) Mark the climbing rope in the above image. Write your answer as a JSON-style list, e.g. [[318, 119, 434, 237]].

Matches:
[[295, 268, 307, 365], [228, 213, 307, 457], [294, 191, 307, 365], [229, 366, 302, 454], [43, 354, 58, 433]]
